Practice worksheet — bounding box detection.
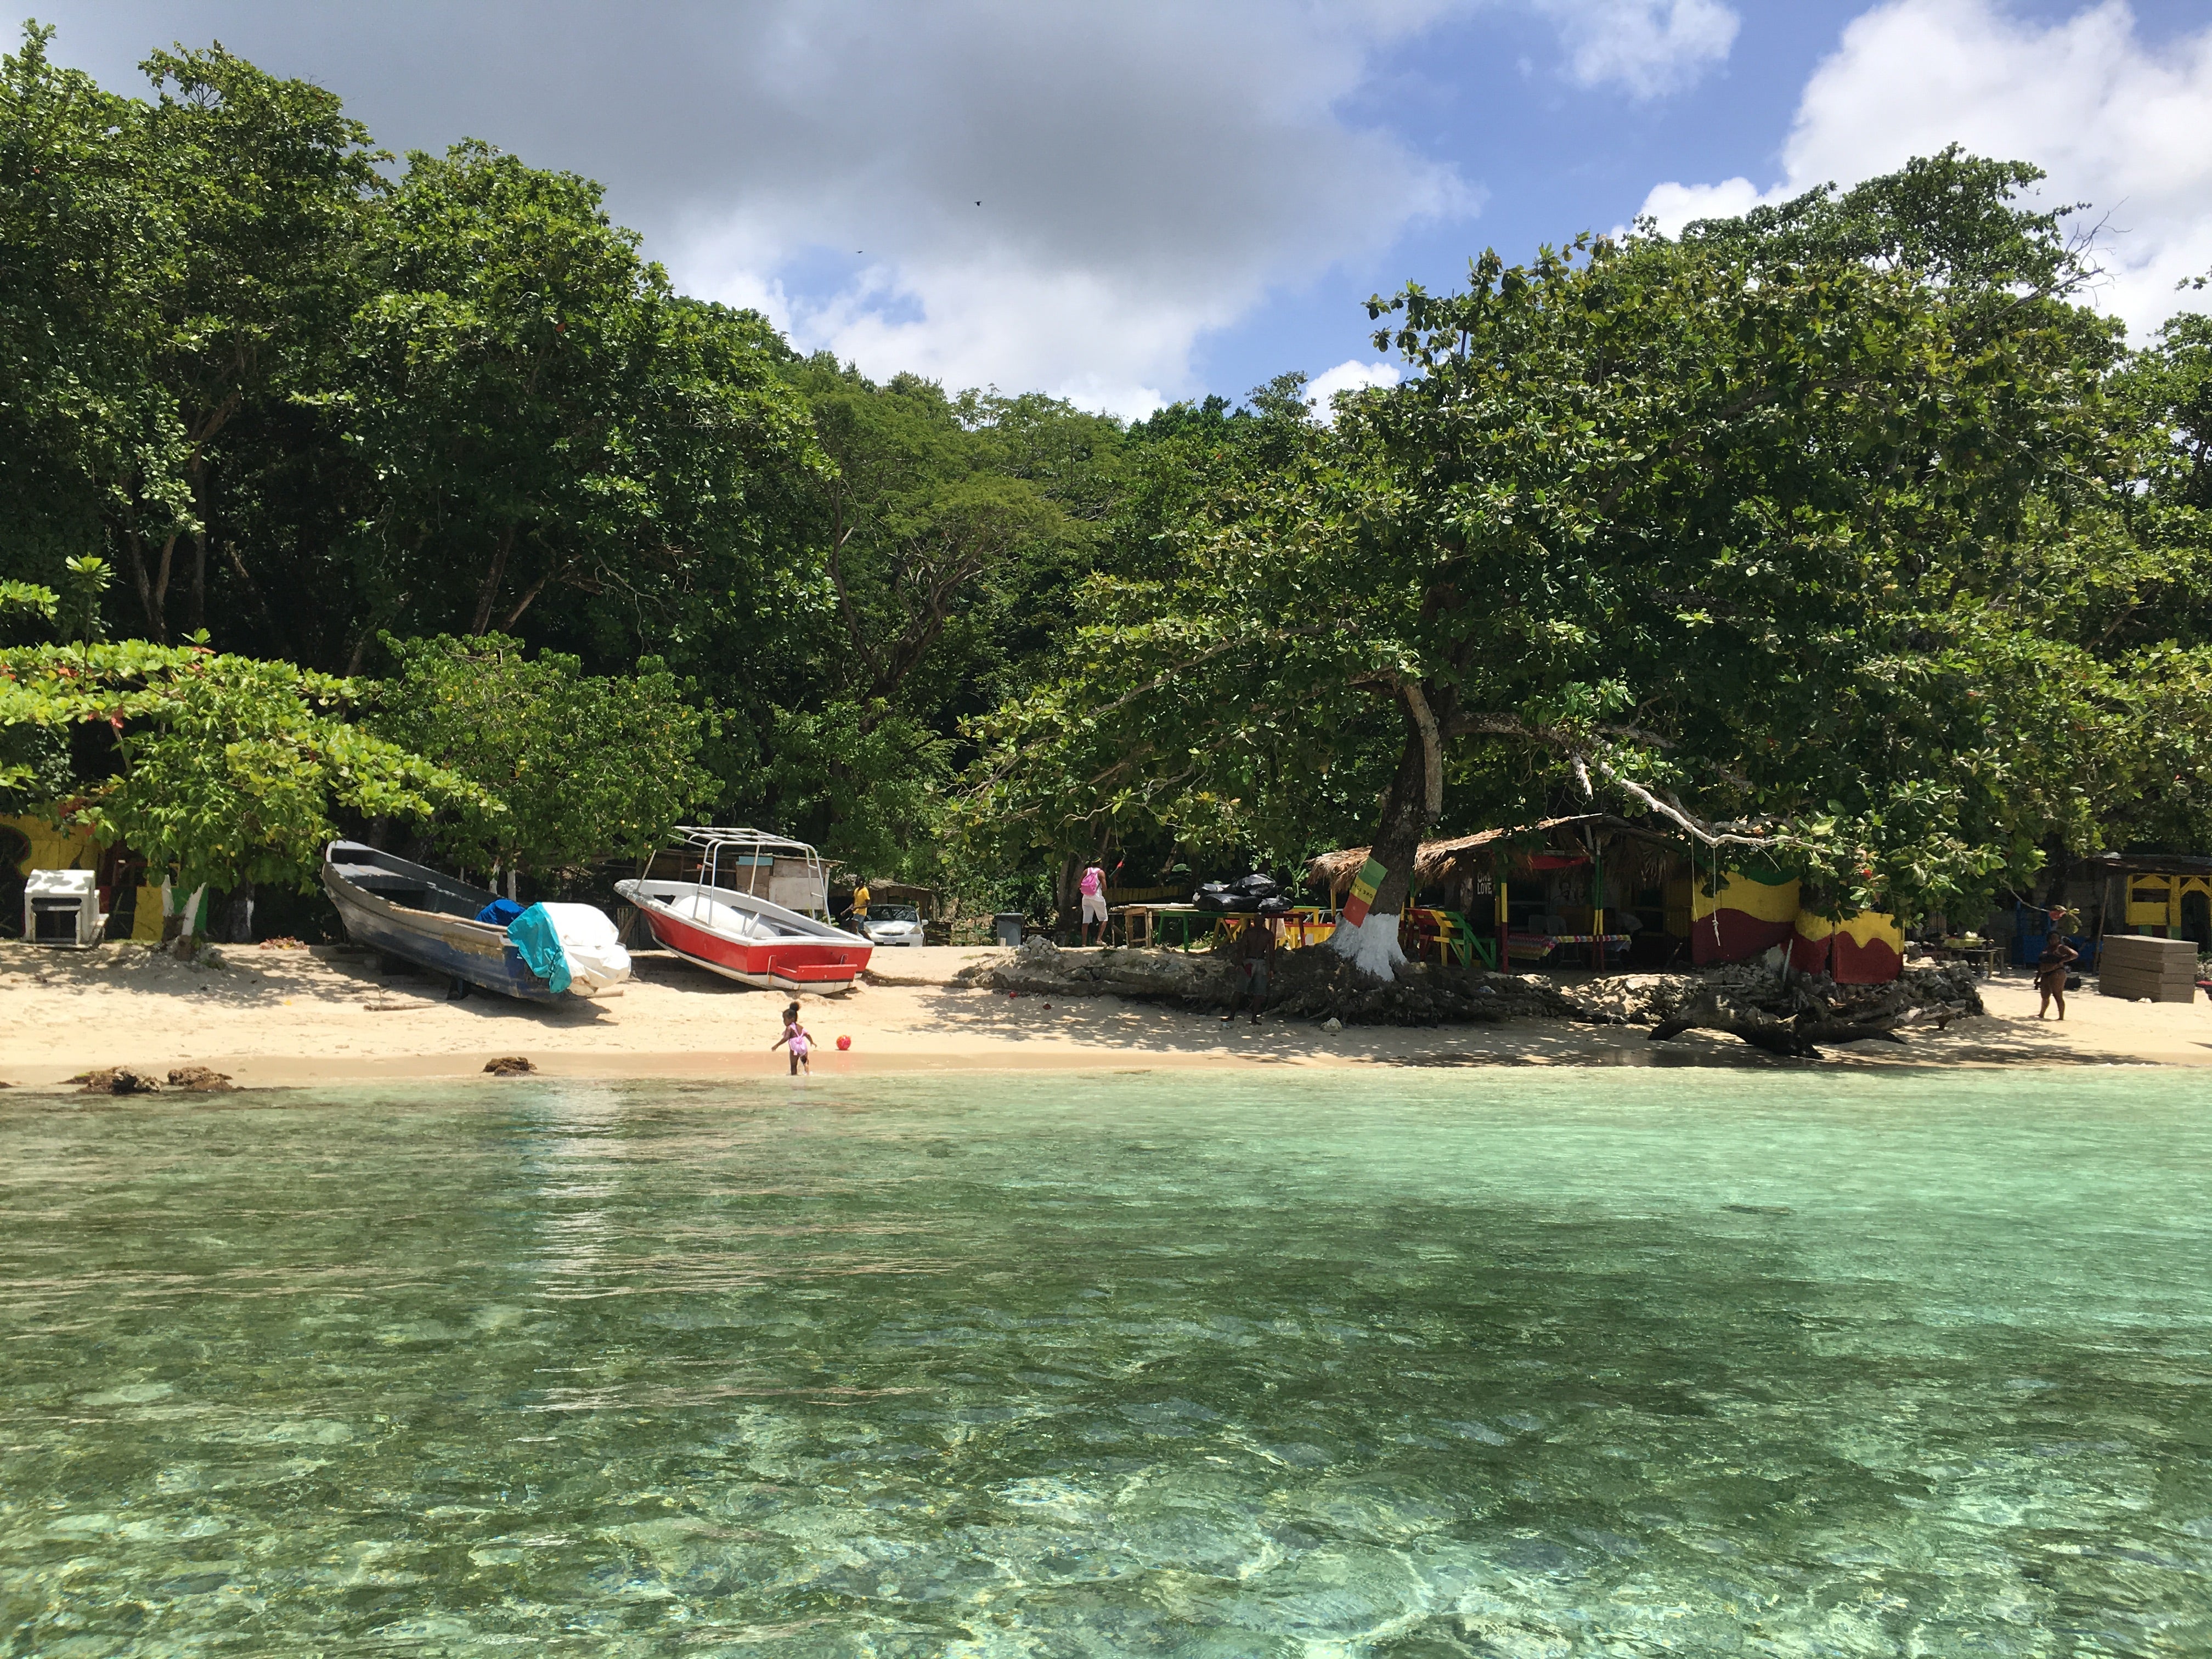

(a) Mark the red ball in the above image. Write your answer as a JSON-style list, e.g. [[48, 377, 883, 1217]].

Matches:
[[835, 1035, 852, 1051]]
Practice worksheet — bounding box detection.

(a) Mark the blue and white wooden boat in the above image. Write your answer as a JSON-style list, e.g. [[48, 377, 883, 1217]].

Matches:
[[321, 840, 607, 1002]]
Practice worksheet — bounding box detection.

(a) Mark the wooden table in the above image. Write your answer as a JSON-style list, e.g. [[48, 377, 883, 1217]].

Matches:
[[1935, 944, 2001, 977], [1114, 904, 1218, 950]]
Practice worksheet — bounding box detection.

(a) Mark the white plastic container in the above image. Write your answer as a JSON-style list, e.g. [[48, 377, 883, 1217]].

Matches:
[[24, 868, 104, 947]]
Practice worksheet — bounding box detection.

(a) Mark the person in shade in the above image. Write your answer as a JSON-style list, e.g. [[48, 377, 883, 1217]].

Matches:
[[1079, 859, 1108, 946], [1223, 913, 1276, 1025], [2035, 924, 2079, 1022]]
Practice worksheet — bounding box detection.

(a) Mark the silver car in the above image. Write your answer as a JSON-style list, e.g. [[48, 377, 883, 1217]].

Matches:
[[860, 902, 926, 947]]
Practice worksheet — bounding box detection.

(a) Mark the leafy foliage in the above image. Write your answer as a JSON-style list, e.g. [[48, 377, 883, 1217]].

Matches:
[[368, 634, 715, 882], [0, 641, 474, 891], [966, 159, 2198, 926], [8, 13, 2212, 927]]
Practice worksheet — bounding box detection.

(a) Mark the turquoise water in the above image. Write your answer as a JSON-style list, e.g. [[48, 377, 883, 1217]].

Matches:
[[2, 1070, 2209, 1657]]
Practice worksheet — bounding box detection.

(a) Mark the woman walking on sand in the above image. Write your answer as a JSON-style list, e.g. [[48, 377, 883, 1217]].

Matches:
[[772, 1001, 814, 1074], [2036, 927, 2079, 1022]]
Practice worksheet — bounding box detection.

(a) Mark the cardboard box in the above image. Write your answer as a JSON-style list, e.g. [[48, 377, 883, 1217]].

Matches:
[[2101, 934, 2200, 972]]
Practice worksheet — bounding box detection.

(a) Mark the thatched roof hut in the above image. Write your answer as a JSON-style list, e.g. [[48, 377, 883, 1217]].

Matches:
[[1306, 814, 1686, 903]]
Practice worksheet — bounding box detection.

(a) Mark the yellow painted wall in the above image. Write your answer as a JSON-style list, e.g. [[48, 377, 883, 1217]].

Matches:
[[2, 812, 172, 939], [1689, 871, 1803, 925], [2126, 874, 2212, 933], [0, 812, 98, 874]]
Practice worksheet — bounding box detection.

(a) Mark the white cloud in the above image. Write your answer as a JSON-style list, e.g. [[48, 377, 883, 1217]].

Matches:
[[1306, 358, 1404, 418], [1636, 0, 2212, 336], [1636, 174, 1782, 234], [1533, 0, 1740, 97], [656, 3, 1479, 419], [35, 0, 1739, 415]]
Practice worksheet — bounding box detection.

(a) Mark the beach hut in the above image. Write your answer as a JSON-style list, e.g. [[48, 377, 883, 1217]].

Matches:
[[1307, 815, 1687, 970], [2080, 853, 2212, 951], [1307, 816, 1907, 981]]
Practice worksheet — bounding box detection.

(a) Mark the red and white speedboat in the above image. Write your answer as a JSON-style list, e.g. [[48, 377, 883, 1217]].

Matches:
[[615, 828, 871, 994]]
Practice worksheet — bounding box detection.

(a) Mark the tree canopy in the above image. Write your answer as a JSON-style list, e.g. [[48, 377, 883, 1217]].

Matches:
[[4, 21, 2211, 949]]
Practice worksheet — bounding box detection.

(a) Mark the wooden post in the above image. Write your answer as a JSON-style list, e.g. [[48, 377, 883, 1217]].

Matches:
[[1591, 846, 1605, 971]]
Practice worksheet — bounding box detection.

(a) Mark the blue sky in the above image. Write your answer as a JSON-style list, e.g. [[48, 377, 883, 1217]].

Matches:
[[35, 1, 2212, 417], [1198, 0, 2212, 410]]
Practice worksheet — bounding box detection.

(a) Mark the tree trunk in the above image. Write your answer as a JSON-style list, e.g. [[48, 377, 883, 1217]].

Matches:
[[172, 883, 208, 960], [187, 462, 212, 638], [221, 879, 255, 944], [125, 528, 173, 644], [470, 526, 517, 635], [1329, 684, 1445, 980], [1649, 984, 1954, 1059], [188, 527, 208, 639]]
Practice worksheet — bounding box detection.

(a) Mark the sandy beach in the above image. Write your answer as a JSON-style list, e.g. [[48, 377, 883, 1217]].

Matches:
[[4, 939, 2209, 1091]]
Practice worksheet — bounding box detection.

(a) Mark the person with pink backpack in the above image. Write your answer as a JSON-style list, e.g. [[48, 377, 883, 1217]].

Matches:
[[1079, 860, 1108, 946]]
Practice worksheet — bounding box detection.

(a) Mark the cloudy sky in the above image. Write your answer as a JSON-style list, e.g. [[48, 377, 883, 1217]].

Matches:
[[32, 1, 2212, 417]]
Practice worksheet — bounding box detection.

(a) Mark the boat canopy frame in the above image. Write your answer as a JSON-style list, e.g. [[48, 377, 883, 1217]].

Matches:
[[667, 826, 835, 918]]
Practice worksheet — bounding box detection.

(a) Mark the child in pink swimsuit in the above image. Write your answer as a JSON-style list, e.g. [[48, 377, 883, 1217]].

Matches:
[[772, 1005, 812, 1075]]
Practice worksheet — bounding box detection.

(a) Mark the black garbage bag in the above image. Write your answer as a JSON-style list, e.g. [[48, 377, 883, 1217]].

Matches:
[[1256, 896, 1295, 916], [1233, 873, 1279, 896]]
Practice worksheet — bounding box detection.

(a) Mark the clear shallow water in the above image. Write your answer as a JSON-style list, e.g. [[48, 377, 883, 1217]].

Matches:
[[2, 1070, 2209, 1658]]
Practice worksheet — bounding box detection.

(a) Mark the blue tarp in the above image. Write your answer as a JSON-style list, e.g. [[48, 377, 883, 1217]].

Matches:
[[475, 898, 525, 927], [505, 904, 572, 994]]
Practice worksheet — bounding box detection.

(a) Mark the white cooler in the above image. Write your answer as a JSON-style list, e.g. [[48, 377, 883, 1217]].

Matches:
[[24, 868, 104, 947]]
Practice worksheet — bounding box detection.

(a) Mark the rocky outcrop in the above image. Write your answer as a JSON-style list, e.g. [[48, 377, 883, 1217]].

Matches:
[[70, 1065, 235, 1095], [981, 936, 1586, 1027], [1645, 961, 1987, 1058], [984, 937, 1234, 1002], [1548, 962, 1985, 1030]]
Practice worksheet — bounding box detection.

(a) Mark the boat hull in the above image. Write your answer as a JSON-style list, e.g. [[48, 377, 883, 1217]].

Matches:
[[616, 879, 870, 993], [323, 843, 566, 1002]]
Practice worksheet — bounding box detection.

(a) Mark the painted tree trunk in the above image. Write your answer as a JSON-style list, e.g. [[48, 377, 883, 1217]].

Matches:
[[173, 883, 208, 959], [1329, 686, 1444, 980]]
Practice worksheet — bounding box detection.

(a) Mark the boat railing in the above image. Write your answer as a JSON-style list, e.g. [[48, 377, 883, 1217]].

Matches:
[[662, 827, 832, 918]]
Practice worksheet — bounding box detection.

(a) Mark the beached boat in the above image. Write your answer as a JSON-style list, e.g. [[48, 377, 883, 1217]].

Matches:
[[321, 841, 630, 1002], [615, 827, 871, 994]]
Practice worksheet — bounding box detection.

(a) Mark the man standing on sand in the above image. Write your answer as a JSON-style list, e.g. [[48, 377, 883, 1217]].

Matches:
[[1079, 860, 1108, 946], [1223, 913, 1275, 1025]]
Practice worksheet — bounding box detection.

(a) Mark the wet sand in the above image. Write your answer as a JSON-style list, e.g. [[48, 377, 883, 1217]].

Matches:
[[2, 941, 2208, 1092]]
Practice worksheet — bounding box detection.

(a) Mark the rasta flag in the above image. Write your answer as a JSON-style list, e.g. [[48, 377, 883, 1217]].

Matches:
[[1343, 857, 1387, 927]]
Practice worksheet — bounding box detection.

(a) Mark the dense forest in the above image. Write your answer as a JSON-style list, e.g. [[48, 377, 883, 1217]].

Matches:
[[3, 26, 2209, 955]]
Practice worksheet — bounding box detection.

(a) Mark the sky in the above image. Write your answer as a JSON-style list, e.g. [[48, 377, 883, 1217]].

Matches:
[[30, 0, 2212, 419]]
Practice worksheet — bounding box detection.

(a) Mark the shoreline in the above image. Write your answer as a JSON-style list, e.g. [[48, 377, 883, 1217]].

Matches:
[[4, 941, 2208, 1093]]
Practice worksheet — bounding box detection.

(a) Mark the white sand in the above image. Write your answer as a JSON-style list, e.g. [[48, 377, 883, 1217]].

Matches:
[[2, 941, 2206, 1092]]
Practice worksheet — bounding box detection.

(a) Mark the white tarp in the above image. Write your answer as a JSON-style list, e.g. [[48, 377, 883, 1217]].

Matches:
[[537, 901, 633, 995], [673, 892, 770, 939]]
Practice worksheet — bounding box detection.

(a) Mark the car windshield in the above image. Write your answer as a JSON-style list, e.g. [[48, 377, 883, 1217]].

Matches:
[[870, 904, 920, 923]]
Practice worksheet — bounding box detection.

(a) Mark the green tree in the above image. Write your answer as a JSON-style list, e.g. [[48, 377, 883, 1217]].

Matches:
[[969, 158, 2132, 973], [119, 42, 382, 643], [368, 633, 716, 887], [332, 143, 819, 660], [1, 639, 472, 951], [702, 360, 1116, 883], [0, 25, 188, 608]]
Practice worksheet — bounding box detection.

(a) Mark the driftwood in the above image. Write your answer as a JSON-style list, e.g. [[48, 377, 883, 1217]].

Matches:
[[1650, 980, 1956, 1059]]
